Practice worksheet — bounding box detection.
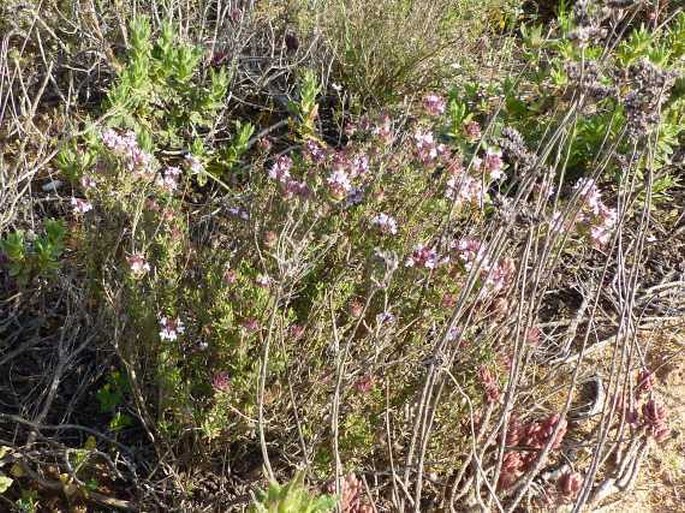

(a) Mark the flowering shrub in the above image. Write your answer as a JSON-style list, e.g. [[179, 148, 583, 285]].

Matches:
[[1, 2, 683, 512]]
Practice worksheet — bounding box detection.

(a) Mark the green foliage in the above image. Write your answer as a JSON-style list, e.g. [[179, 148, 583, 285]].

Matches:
[[249, 473, 336, 513], [107, 16, 229, 146], [1, 219, 66, 285]]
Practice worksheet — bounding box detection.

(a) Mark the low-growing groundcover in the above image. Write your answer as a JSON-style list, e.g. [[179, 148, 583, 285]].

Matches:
[[1, 1, 684, 511]]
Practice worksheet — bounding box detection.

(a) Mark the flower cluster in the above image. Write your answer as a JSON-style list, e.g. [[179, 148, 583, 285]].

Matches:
[[557, 471, 583, 500], [445, 173, 485, 206], [159, 316, 185, 341], [184, 154, 204, 175], [327, 169, 353, 199], [499, 414, 568, 489], [268, 155, 293, 183], [478, 366, 501, 403], [268, 155, 310, 199], [641, 399, 669, 442], [212, 371, 231, 392], [326, 473, 373, 513], [422, 93, 446, 117], [101, 128, 154, 178], [371, 213, 398, 235], [156, 166, 182, 192], [573, 178, 618, 247], [413, 129, 447, 166], [127, 253, 151, 277], [622, 59, 678, 139], [405, 244, 439, 269]]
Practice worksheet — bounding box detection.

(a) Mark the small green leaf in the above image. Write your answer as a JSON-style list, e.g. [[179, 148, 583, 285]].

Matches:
[[0, 474, 12, 494]]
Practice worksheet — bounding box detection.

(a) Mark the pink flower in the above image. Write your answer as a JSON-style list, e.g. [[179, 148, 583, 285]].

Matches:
[[289, 324, 305, 340], [127, 253, 151, 277], [483, 148, 506, 180], [159, 316, 185, 341], [371, 213, 398, 235], [479, 366, 501, 403], [574, 177, 603, 214], [101, 129, 154, 178], [422, 93, 446, 116], [354, 374, 375, 394], [557, 472, 583, 498], [241, 318, 261, 332], [642, 399, 669, 442], [463, 120, 482, 141], [414, 129, 441, 165], [636, 369, 653, 397], [453, 238, 489, 271], [71, 197, 93, 214], [373, 113, 393, 144], [223, 268, 237, 284], [303, 139, 327, 163], [484, 258, 515, 294], [405, 244, 438, 269], [589, 205, 617, 247], [212, 371, 231, 392], [445, 174, 485, 205], [268, 155, 293, 183], [283, 179, 309, 199], [350, 153, 369, 177]]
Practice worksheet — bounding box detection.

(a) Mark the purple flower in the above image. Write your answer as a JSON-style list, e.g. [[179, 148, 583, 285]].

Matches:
[[371, 213, 398, 235], [71, 197, 93, 214], [405, 244, 438, 269], [284, 179, 309, 199], [453, 238, 489, 271], [268, 155, 293, 183], [373, 113, 393, 144], [327, 169, 352, 199], [159, 316, 185, 341], [227, 206, 250, 220], [574, 178, 602, 214], [303, 139, 327, 163], [414, 129, 441, 165], [463, 120, 482, 141], [376, 311, 396, 324], [101, 129, 154, 178], [350, 153, 369, 178], [422, 93, 446, 116]]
